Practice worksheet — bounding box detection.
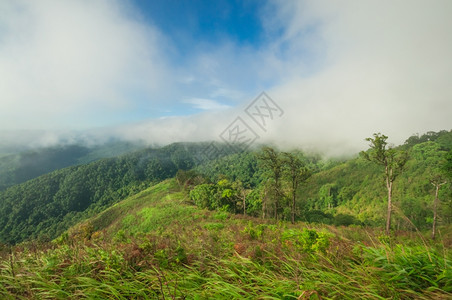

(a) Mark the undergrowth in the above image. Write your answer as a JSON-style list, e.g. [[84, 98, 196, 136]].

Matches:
[[0, 180, 450, 299]]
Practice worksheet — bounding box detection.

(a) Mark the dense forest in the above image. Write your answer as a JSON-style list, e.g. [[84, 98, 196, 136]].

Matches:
[[0, 141, 145, 191], [0, 130, 451, 245], [191, 130, 452, 231], [0, 142, 235, 244]]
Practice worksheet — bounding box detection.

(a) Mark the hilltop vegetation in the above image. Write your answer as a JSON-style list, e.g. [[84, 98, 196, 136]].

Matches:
[[300, 131, 452, 230], [0, 179, 450, 299], [0, 142, 233, 244], [0, 131, 451, 245], [0, 130, 451, 298], [191, 130, 452, 232]]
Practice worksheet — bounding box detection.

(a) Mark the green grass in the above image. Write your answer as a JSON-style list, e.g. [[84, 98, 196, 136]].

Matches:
[[1, 179, 451, 299], [87, 179, 201, 237]]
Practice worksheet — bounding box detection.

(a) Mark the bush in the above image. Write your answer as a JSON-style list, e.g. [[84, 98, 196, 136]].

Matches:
[[282, 228, 331, 253], [189, 184, 215, 209], [204, 222, 225, 231], [333, 213, 361, 226], [304, 210, 333, 224], [242, 222, 266, 240]]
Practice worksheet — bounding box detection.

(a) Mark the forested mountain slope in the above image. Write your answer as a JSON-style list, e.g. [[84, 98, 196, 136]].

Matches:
[[0, 141, 145, 191], [0, 142, 233, 244], [189, 131, 452, 231], [1, 131, 451, 245], [300, 131, 452, 228]]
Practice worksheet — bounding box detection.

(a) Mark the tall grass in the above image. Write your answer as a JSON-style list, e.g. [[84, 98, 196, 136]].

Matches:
[[1, 180, 450, 299]]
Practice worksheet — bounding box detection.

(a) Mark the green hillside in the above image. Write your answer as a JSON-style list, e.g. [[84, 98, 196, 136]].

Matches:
[[1, 179, 450, 299], [0, 142, 234, 244], [0, 141, 145, 191], [299, 131, 452, 230], [1, 131, 451, 246], [189, 131, 452, 232]]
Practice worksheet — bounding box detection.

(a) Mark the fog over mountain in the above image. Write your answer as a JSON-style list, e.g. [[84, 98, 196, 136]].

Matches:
[[1, 0, 451, 155]]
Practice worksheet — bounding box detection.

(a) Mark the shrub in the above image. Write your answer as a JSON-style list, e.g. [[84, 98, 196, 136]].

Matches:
[[204, 223, 225, 230], [333, 213, 361, 226], [282, 228, 331, 253], [304, 210, 333, 224], [242, 222, 266, 240]]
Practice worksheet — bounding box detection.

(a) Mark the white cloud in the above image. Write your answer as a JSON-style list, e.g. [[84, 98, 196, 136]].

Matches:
[[167, 0, 452, 155], [0, 0, 170, 129], [183, 98, 231, 111], [259, 0, 452, 154], [1, 0, 451, 156]]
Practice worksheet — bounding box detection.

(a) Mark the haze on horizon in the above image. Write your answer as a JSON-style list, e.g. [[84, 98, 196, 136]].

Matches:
[[1, 0, 451, 155]]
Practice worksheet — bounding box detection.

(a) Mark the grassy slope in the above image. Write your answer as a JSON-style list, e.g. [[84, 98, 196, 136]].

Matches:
[[1, 179, 451, 299]]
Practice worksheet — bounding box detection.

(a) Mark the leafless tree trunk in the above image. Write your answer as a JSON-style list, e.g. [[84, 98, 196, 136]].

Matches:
[[386, 178, 393, 235], [384, 165, 394, 235]]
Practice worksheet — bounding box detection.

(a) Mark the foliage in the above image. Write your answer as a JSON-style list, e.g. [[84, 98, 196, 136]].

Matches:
[[1, 179, 450, 299], [282, 152, 311, 223], [2, 130, 452, 247], [189, 179, 243, 213], [0, 142, 229, 244], [360, 244, 452, 292], [195, 151, 263, 188], [257, 147, 285, 219], [333, 213, 361, 226], [362, 133, 408, 176], [281, 228, 331, 253], [444, 150, 452, 179], [298, 130, 452, 231], [0, 142, 145, 191]]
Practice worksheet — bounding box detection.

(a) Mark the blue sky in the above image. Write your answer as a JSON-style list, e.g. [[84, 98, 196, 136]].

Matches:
[[113, 0, 320, 121], [0, 0, 451, 154], [124, 0, 288, 120], [130, 0, 262, 118], [134, 0, 265, 48]]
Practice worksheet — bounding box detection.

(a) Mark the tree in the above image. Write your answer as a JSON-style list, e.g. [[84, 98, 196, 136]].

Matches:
[[428, 146, 448, 240], [232, 180, 251, 216], [337, 186, 356, 205], [413, 142, 448, 239], [215, 179, 239, 212], [282, 152, 311, 223], [361, 133, 408, 234], [257, 147, 285, 219], [318, 183, 337, 210], [444, 150, 452, 179], [175, 169, 205, 190], [189, 184, 215, 209]]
